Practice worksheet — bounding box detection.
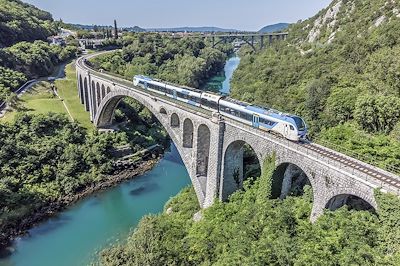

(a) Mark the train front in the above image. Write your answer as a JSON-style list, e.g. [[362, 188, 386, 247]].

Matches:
[[291, 116, 308, 141]]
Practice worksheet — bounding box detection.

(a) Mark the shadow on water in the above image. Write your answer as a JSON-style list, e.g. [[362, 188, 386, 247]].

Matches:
[[28, 216, 72, 236], [0, 53, 243, 265], [163, 142, 184, 165], [129, 183, 159, 196]]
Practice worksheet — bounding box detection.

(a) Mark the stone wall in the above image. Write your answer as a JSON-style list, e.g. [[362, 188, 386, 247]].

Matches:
[[77, 64, 397, 222]]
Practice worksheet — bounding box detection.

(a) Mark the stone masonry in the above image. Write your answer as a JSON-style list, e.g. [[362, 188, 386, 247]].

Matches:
[[77, 55, 400, 222]]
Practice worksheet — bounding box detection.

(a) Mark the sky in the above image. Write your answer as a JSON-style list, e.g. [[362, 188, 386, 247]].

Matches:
[[24, 0, 332, 31]]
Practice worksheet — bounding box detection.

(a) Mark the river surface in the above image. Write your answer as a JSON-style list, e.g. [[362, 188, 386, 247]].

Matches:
[[204, 55, 240, 94], [0, 144, 190, 266], [0, 55, 241, 266]]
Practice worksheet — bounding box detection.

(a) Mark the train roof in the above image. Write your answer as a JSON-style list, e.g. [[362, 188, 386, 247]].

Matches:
[[134, 75, 152, 81], [135, 75, 204, 93]]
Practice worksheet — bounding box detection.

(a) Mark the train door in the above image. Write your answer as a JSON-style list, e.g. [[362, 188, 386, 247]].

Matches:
[[284, 124, 289, 137], [252, 114, 260, 128], [173, 90, 177, 99], [144, 81, 148, 89]]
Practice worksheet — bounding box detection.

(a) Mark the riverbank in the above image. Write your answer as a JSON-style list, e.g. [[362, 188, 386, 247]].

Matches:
[[0, 153, 162, 255]]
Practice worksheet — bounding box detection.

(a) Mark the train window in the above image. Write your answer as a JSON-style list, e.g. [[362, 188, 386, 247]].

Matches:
[[290, 125, 295, 131], [201, 98, 218, 109], [260, 118, 274, 126], [240, 112, 252, 121], [292, 116, 306, 131], [165, 88, 173, 95]]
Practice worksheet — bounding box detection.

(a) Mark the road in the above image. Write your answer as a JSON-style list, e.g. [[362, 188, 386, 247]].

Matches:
[[0, 61, 69, 118]]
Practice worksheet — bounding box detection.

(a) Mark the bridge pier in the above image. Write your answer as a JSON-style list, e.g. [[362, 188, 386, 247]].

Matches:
[[77, 53, 400, 222], [260, 35, 264, 49]]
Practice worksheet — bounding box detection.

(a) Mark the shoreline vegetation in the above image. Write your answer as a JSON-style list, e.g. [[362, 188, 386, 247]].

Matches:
[[99, 157, 400, 266], [0, 153, 162, 254], [1, 14, 233, 259]]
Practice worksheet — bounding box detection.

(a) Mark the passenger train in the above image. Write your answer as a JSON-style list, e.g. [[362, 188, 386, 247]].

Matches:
[[133, 75, 308, 141]]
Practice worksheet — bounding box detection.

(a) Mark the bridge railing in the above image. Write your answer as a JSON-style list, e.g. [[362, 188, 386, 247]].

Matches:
[[81, 58, 212, 118], [225, 118, 400, 194], [315, 139, 400, 176], [79, 54, 400, 194]]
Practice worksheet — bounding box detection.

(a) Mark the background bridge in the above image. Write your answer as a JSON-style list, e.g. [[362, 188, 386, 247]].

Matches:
[[173, 32, 289, 51], [76, 52, 400, 222]]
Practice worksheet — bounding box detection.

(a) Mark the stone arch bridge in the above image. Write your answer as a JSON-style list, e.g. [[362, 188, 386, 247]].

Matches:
[[76, 53, 400, 221]]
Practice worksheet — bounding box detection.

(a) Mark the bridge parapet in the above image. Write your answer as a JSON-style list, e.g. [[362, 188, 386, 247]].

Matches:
[[76, 52, 400, 222]]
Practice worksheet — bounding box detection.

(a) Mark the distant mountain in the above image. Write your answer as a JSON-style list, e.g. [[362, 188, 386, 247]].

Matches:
[[146, 27, 240, 33], [124, 26, 146, 32], [258, 23, 290, 33]]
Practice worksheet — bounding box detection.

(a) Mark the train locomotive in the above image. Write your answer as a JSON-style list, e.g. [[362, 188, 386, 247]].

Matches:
[[133, 75, 308, 142]]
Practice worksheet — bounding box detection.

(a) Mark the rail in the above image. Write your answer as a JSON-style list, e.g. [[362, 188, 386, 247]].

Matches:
[[315, 139, 400, 176], [77, 53, 400, 194]]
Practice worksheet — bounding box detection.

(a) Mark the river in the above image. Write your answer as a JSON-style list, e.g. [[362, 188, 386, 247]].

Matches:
[[204, 55, 240, 94], [0, 55, 241, 266]]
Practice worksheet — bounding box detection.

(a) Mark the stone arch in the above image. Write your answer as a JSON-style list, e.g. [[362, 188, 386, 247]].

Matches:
[[101, 84, 106, 99], [94, 90, 206, 204], [196, 124, 211, 177], [91, 81, 96, 114], [221, 140, 261, 200], [271, 162, 312, 199], [182, 118, 194, 148], [106, 87, 111, 94], [170, 113, 180, 128], [160, 107, 167, 115], [96, 82, 101, 107], [78, 75, 84, 104], [83, 77, 89, 111], [325, 194, 375, 212]]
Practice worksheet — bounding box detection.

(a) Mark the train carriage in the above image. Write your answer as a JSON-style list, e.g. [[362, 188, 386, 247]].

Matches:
[[133, 75, 308, 141], [134, 75, 202, 107]]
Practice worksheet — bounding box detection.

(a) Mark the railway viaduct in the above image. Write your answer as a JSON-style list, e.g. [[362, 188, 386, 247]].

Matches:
[[76, 53, 400, 222]]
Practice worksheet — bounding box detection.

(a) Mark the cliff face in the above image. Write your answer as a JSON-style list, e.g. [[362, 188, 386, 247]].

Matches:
[[290, 0, 400, 45]]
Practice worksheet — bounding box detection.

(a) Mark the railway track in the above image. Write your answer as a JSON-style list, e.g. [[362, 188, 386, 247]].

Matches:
[[79, 53, 400, 193], [304, 142, 400, 189]]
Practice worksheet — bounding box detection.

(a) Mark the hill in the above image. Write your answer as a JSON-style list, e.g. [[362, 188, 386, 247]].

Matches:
[[124, 26, 146, 32], [258, 22, 289, 33], [231, 0, 400, 171], [0, 0, 57, 47]]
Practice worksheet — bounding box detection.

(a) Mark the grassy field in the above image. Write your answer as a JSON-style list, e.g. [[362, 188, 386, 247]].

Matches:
[[56, 63, 93, 129], [1, 61, 93, 130]]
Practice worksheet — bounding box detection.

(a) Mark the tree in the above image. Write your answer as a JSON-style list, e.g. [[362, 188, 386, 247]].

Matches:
[[355, 94, 400, 133]]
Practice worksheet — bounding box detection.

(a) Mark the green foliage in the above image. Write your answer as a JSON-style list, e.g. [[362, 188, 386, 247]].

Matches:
[[318, 123, 400, 169], [100, 160, 400, 265], [0, 66, 27, 97], [3, 40, 77, 78], [114, 97, 168, 153], [230, 0, 400, 164], [0, 0, 57, 47], [89, 34, 232, 88], [355, 94, 400, 134], [0, 113, 118, 231]]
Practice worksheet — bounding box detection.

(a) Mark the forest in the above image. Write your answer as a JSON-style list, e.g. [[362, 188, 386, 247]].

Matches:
[[0, 0, 56, 47], [100, 156, 400, 266], [0, 114, 116, 236], [230, 0, 400, 172], [89, 33, 233, 88], [98, 0, 400, 265], [0, 0, 78, 103]]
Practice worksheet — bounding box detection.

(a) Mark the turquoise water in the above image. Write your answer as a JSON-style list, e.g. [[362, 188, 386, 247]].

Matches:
[[0, 144, 190, 266], [204, 56, 240, 94], [0, 55, 241, 266]]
